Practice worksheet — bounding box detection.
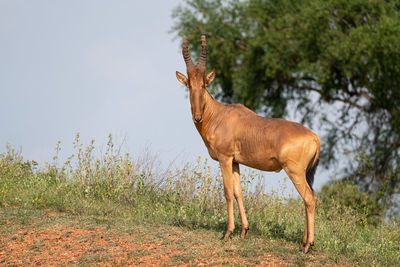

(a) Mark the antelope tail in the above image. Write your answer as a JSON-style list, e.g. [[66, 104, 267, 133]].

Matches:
[[306, 157, 319, 193]]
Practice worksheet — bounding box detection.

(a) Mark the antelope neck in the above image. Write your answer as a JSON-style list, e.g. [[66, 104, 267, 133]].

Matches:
[[194, 91, 221, 134]]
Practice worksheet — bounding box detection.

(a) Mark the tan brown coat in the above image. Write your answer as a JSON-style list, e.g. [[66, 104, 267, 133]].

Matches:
[[176, 36, 320, 253]]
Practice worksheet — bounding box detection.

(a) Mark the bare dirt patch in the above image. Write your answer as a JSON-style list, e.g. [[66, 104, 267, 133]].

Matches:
[[0, 207, 337, 266], [1, 226, 285, 266]]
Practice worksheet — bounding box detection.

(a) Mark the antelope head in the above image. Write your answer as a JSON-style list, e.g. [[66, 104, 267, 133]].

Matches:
[[176, 35, 216, 124]]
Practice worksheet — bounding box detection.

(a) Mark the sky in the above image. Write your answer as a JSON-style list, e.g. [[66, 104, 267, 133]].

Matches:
[[0, 1, 328, 193]]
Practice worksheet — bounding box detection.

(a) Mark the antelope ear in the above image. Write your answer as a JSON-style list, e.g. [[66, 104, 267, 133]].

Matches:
[[205, 69, 216, 87], [176, 71, 189, 88]]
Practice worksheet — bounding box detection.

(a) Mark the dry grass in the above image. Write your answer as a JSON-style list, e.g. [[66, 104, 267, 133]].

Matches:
[[0, 134, 399, 266], [1, 206, 352, 266]]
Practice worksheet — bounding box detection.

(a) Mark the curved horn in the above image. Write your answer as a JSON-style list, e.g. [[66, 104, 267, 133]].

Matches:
[[182, 36, 195, 70], [197, 35, 207, 69]]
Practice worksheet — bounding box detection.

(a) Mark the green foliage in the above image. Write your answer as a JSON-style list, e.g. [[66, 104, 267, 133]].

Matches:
[[171, 0, 400, 211], [318, 180, 383, 225], [1, 139, 400, 265]]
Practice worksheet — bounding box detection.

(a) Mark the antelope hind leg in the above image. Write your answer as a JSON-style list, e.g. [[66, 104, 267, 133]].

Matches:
[[285, 169, 317, 253], [299, 208, 308, 250]]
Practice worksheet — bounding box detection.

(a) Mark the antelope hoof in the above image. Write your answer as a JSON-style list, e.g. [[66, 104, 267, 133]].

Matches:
[[240, 227, 249, 238], [299, 241, 314, 250], [299, 243, 312, 254], [299, 243, 306, 251], [220, 230, 233, 241]]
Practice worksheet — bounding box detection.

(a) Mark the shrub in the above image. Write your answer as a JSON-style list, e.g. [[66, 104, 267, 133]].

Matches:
[[0, 135, 399, 265], [318, 180, 383, 226]]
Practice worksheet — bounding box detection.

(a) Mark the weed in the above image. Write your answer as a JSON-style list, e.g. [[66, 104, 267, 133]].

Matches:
[[0, 136, 399, 265]]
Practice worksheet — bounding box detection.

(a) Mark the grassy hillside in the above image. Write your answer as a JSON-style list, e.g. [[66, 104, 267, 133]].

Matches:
[[1, 135, 399, 265]]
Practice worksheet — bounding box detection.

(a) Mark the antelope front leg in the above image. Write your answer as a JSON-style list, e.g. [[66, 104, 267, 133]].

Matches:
[[233, 163, 249, 238], [220, 159, 235, 240]]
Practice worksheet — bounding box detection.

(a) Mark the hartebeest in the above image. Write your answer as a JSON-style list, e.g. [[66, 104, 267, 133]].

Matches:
[[176, 36, 320, 253]]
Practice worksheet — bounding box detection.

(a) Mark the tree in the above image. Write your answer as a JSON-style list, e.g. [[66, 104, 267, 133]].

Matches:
[[171, 0, 400, 213]]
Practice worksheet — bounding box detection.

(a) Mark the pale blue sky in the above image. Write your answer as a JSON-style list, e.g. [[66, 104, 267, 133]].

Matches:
[[0, 1, 328, 192]]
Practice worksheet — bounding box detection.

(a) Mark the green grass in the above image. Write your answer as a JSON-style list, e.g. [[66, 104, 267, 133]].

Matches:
[[0, 205, 321, 266], [1, 134, 399, 266]]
